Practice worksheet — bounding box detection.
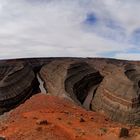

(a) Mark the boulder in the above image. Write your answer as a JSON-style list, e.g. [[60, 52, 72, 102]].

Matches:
[[119, 128, 129, 138]]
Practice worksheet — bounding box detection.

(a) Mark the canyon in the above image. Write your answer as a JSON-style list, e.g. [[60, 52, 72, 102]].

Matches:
[[0, 57, 140, 139]]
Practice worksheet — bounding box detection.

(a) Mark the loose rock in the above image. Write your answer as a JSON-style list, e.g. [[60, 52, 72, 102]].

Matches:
[[0, 136, 6, 140], [36, 119, 48, 125], [80, 118, 85, 122], [119, 128, 129, 138]]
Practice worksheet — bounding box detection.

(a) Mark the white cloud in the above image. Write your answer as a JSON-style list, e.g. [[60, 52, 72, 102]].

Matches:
[[0, 0, 139, 60], [92, 0, 140, 33], [115, 53, 140, 60]]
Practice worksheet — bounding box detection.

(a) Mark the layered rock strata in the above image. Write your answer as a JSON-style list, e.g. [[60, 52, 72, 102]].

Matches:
[[40, 60, 103, 109], [0, 62, 39, 113], [65, 62, 103, 108], [1, 58, 140, 124], [40, 60, 71, 98], [91, 64, 140, 124]]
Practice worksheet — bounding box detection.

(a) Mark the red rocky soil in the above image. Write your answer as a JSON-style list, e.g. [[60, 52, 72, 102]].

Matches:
[[0, 94, 140, 140]]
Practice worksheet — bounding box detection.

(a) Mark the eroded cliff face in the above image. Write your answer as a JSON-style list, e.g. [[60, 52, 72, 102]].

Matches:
[[39, 60, 71, 98], [39, 60, 103, 109], [65, 62, 103, 109], [91, 64, 140, 124], [0, 62, 40, 114]]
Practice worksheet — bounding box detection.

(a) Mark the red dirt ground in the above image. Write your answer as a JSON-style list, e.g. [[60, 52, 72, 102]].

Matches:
[[0, 94, 140, 140]]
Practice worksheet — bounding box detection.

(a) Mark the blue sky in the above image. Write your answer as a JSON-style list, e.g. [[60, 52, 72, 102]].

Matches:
[[0, 0, 140, 60]]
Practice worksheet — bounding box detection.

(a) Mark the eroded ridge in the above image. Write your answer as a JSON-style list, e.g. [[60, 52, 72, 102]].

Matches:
[[65, 62, 103, 108], [40, 60, 103, 108], [91, 64, 140, 124], [125, 64, 140, 89], [39, 60, 71, 97], [0, 62, 39, 114]]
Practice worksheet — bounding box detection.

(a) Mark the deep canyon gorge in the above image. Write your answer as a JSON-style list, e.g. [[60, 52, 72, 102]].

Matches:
[[0, 57, 140, 140]]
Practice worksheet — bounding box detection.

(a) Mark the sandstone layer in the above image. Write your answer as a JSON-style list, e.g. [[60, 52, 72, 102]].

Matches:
[[40, 60, 103, 109], [91, 64, 140, 124], [0, 62, 39, 114], [65, 62, 103, 109]]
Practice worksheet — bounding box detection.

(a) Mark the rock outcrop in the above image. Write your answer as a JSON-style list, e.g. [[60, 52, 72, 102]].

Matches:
[[40, 60, 103, 109], [65, 62, 103, 109], [0, 62, 39, 114], [91, 64, 140, 124], [39, 60, 71, 98]]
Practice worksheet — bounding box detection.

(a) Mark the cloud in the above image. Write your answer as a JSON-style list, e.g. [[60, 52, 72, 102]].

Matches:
[[115, 53, 140, 60], [0, 0, 139, 60]]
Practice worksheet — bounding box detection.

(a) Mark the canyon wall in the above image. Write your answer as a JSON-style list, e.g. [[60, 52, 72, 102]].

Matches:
[[40, 60, 103, 109], [91, 64, 140, 124], [0, 62, 40, 114], [0, 58, 140, 124]]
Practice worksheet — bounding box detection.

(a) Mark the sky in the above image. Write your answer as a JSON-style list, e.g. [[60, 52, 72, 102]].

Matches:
[[0, 0, 140, 60]]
